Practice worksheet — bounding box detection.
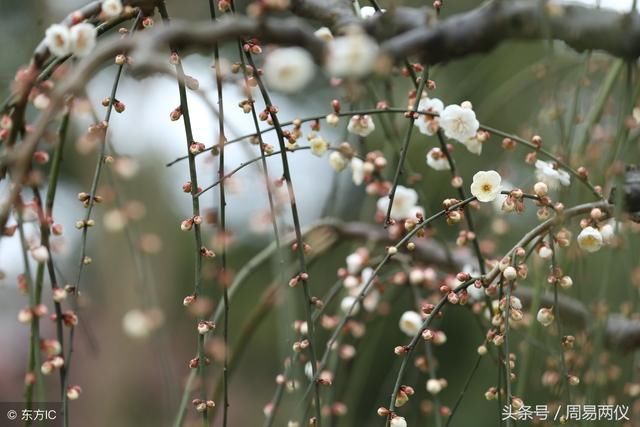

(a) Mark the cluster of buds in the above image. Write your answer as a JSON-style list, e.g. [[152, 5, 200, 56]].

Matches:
[[41, 355, 64, 375], [197, 320, 215, 335], [258, 105, 278, 122], [182, 181, 202, 194], [40, 339, 62, 357], [192, 399, 215, 412], [502, 188, 525, 214], [77, 192, 103, 208], [394, 385, 415, 407], [180, 215, 202, 231], [66, 385, 82, 400], [455, 230, 476, 247], [18, 304, 48, 323], [115, 53, 133, 66], [200, 246, 216, 258], [292, 339, 310, 352], [288, 272, 309, 288], [238, 98, 254, 114], [101, 97, 125, 113], [53, 310, 79, 328], [242, 38, 262, 55], [189, 141, 206, 155]]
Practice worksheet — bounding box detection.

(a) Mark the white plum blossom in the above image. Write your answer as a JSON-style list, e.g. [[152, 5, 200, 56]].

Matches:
[[577, 226, 603, 252], [122, 309, 152, 338], [426, 147, 450, 171], [470, 170, 502, 202], [308, 134, 328, 156], [360, 6, 377, 19], [599, 221, 616, 244], [390, 416, 407, 427], [351, 157, 365, 185], [326, 33, 379, 78], [346, 252, 365, 274], [340, 296, 359, 315], [439, 103, 480, 143], [536, 308, 555, 327], [399, 311, 423, 336], [44, 24, 72, 57], [263, 47, 315, 94], [426, 379, 443, 395], [347, 115, 375, 137], [462, 134, 483, 155], [376, 185, 419, 219], [314, 27, 333, 42], [70, 23, 97, 57], [415, 97, 444, 136], [329, 151, 347, 172], [362, 289, 380, 312], [534, 160, 570, 189], [101, 0, 123, 17], [30, 246, 50, 263]]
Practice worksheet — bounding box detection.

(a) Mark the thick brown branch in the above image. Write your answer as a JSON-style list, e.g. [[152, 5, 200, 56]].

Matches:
[[374, 1, 640, 64]]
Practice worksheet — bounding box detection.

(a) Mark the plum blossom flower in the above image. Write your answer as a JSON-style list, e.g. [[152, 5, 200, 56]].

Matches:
[[326, 33, 379, 78], [439, 103, 480, 143], [70, 23, 97, 57], [462, 133, 483, 155], [101, 0, 123, 17], [350, 157, 365, 185], [535, 160, 570, 189], [426, 147, 450, 171], [599, 221, 616, 244], [376, 185, 419, 219], [390, 416, 407, 427], [577, 226, 603, 252], [399, 311, 423, 336], [415, 97, 444, 136], [263, 47, 315, 93], [122, 309, 152, 338], [329, 151, 347, 172], [347, 115, 375, 137], [340, 296, 359, 315], [470, 170, 502, 202], [308, 134, 328, 156], [536, 308, 554, 327], [45, 24, 72, 57]]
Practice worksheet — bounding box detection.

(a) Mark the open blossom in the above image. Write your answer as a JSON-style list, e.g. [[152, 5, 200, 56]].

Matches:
[[536, 308, 554, 327], [45, 24, 72, 57], [308, 134, 328, 156], [122, 309, 152, 338], [376, 185, 419, 219], [329, 151, 347, 172], [577, 226, 603, 252], [70, 23, 97, 57], [101, 0, 123, 17], [263, 47, 315, 93], [347, 115, 375, 137], [462, 133, 483, 155], [399, 311, 423, 336], [340, 296, 359, 315], [390, 416, 407, 427], [426, 147, 450, 171], [470, 170, 502, 202], [535, 160, 570, 189], [326, 33, 379, 78], [351, 157, 365, 185], [439, 103, 480, 143], [599, 221, 616, 244], [415, 97, 444, 136]]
